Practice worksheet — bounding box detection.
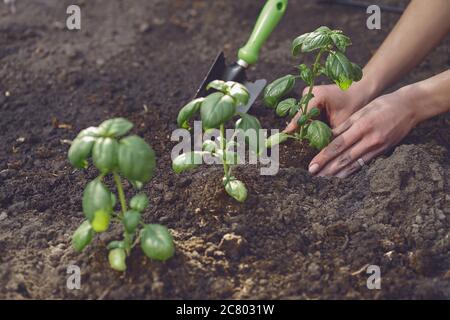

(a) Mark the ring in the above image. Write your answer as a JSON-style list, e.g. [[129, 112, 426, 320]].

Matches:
[[357, 158, 366, 168]]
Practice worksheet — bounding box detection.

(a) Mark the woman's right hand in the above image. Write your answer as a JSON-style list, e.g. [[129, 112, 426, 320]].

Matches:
[[284, 84, 369, 133]]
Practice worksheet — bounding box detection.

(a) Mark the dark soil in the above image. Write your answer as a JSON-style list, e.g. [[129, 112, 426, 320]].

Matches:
[[0, 0, 449, 299]]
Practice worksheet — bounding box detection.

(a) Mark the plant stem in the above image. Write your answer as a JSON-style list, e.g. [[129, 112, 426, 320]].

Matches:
[[300, 49, 324, 138], [220, 124, 230, 182], [113, 171, 134, 254], [124, 232, 133, 253], [113, 172, 127, 217], [131, 234, 141, 249]]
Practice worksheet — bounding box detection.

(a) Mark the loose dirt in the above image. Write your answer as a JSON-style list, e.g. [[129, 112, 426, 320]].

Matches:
[[0, 0, 448, 299]]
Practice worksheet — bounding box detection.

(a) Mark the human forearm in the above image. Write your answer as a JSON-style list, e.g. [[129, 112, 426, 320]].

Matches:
[[399, 70, 450, 125], [349, 0, 450, 107]]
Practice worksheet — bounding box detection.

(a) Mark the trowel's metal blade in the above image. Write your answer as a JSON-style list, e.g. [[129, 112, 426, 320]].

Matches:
[[194, 51, 266, 112], [238, 79, 267, 113], [194, 52, 226, 99]]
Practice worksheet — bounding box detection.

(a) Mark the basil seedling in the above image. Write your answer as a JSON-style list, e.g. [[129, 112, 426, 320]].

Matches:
[[173, 80, 264, 202], [264, 26, 362, 150], [69, 118, 175, 272]]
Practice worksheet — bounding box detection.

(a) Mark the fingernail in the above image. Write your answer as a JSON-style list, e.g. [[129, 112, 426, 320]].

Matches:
[[309, 163, 320, 175]]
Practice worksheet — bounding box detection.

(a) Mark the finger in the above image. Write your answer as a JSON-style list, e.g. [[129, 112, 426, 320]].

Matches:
[[309, 122, 365, 175], [332, 107, 366, 136], [316, 138, 373, 177], [335, 147, 384, 178], [332, 117, 353, 136], [284, 112, 301, 133]]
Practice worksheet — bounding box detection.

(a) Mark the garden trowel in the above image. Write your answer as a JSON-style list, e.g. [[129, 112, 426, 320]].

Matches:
[[194, 0, 288, 113]]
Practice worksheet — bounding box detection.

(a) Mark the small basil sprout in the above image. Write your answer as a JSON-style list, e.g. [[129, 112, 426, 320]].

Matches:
[[68, 118, 174, 272], [263, 27, 362, 150]]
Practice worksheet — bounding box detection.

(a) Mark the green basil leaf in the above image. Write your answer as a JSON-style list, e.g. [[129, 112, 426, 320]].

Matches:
[[110, 193, 117, 209], [325, 51, 362, 90], [123, 210, 141, 233], [351, 62, 363, 82], [68, 136, 96, 169], [82, 179, 113, 221], [140, 224, 175, 261], [224, 179, 248, 203], [118, 136, 156, 184], [309, 25, 332, 33], [297, 115, 309, 127], [317, 66, 327, 77], [306, 120, 332, 150], [265, 132, 290, 148], [107, 240, 127, 250], [76, 126, 102, 139], [263, 75, 296, 108], [92, 137, 119, 174], [298, 64, 313, 85], [91, 209, 111, 233], [177, 98, 204, 129], [309, 107, 321, 118], [227, 82, 250, 106], [235, 113, 263, 154], [202, 140, 217, 153], [330, 32, 351, 52], [235, 112, 262, 132], [206, 81, 250, 106], [292, 26, 332, 55], [130, 180, 144, 190], [72, 220, 94, 252], [300, 92, 315, 107], [99, 118, 133, 137], [172, 151, 206, 174], [289, 104, 301, 118], [276, 98, 297, 118], [200, 92, 236, 130], [108, 248, 127, 272], [289, 105, 300, 118], [206, 80, 228, 92], [129, 193, 149, 212], [291, 33, 309, 56]]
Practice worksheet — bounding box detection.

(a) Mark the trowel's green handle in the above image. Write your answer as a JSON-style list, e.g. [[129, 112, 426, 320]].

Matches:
[[238, 0, 288, 65]]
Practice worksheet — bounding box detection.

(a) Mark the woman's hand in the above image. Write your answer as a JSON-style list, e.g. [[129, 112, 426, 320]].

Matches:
[[284, 84, 368, 133], [308, 89, 419, 178]]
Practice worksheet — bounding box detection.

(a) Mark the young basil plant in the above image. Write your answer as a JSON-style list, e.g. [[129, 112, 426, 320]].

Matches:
[[68, 118, 175, 272], [173, 80, 263, 203], [264, 26, 363, 150]]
